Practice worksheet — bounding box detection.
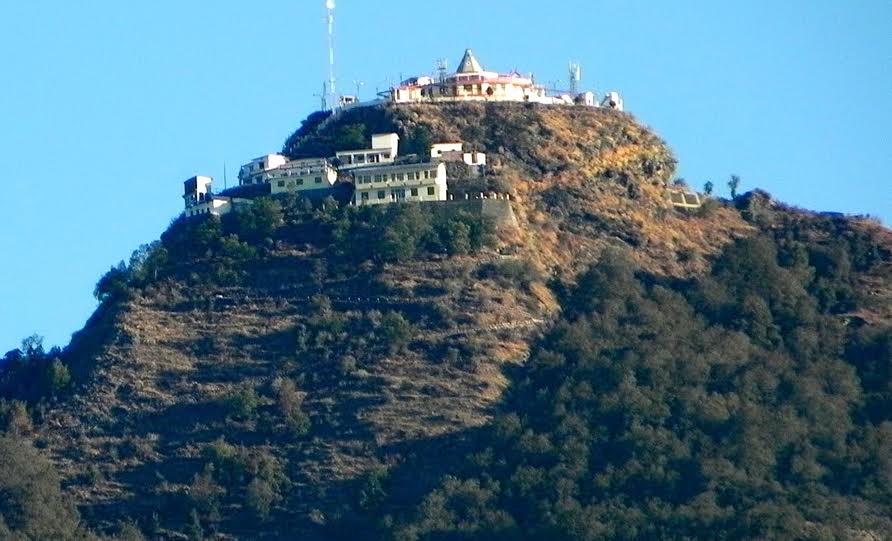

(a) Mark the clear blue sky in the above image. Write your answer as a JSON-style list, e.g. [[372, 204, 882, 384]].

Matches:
[[1, 1, 889, 352]]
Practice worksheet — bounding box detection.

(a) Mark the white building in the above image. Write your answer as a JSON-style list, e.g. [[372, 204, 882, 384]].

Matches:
[[431, 143, 487, 176], [183, 176, 250, 218], [239, 154, 289, 185], [388, 49, 614, 108], [430, 143, 463, 159], [350, 162, 447, 206], [269, 160, 338, 195], [336, 133, 400, 170], [601, 91, 624, 112]]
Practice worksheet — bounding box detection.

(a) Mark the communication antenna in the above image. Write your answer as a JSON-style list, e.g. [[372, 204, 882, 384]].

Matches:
[[569, 61, 581, 94], [436, 58, 448, 82], [313, 83, 326, 112], [324, 0, 337, 110]]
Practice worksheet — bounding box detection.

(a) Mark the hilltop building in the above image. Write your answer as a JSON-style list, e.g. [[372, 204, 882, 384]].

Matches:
[[335, 133, 400, 170], [431, 143, 487, 177], [350, 162, 447, 206], [183, 176, 251, 217], [388, 49, 623, 109]]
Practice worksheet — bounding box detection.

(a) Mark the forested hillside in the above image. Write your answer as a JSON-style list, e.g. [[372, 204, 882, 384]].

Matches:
[[1, 103, 889, 540]]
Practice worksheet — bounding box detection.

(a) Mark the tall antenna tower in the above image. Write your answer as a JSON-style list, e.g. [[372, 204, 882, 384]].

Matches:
[[569, 62, 581, 94], [436, 58, 448, 83], [325, 0, 337, 110]]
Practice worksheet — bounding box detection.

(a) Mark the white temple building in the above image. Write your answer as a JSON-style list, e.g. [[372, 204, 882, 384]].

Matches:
[[388, 49, 623, 109]]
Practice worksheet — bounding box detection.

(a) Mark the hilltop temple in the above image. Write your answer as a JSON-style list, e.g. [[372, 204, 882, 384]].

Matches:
[[181, 50, 635, 218], [388, 49, 623, 110]]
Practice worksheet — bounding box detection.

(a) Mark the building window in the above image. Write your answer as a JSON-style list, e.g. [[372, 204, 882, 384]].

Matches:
[[277, 181, 285, 187], [297, 178, 304, 185], [315, 177, 322, 184], [411, 188, 418, 196], [377, 191, 386, 200], [427, 187, 435, 196], [361, 192, 369, 201]]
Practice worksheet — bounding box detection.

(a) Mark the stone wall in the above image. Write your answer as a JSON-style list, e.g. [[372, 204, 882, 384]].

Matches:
[[422, 197, 518, 229]]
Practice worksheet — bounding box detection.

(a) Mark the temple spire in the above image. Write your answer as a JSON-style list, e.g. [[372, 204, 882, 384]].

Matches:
[[456, 49, 484, 74]]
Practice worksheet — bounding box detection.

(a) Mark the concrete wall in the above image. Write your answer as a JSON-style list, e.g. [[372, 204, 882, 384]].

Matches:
[[423, 198, 517, 229], [431, 143, 463, 158]]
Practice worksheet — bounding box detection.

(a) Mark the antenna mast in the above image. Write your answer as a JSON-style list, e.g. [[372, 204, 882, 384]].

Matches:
[[325, 0, 337, 110], [569, 62, 581, 94], [436, 58, 448, 83]]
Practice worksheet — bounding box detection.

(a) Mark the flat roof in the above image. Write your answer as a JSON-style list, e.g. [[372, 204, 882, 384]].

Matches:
[[349, 162, 443, 174]]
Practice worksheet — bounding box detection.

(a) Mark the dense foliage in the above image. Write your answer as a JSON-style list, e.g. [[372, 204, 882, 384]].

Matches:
[[0, 437, 86, 540], [158, 196, 496, 274], [387, 236, 892, 541]]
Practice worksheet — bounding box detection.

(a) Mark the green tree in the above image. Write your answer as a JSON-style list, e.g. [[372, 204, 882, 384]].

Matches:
[[728, 174, 741, 198], [227, 384, 260, 421], [44, 359, 71, 395], [333, 123, 368, 151], [228, 198, 283, 243], [703, 180, 714, 195], [94, 262, 131, 303], [246, 478, 277, 520], [442, 219, 472, 256], [379, 312, 413, 354], [0, 437, 83, 540]]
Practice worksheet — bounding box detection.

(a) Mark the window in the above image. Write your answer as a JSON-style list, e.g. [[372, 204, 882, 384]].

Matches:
[[277, 181, 285, 187], [315, 177, 322, 184], [377, 191, 386, 200], [361, 192, 369, 201], [297, 178, 304, 185], [427, 187, 435, 196], [411, 188, 418, 196]]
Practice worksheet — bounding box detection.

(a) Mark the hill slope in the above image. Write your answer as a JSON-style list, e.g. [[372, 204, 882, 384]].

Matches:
[[1, 102, 889, 540]]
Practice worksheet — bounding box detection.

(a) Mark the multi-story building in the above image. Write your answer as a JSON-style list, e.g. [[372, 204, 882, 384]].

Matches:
[[350, 162, 447, 206], [269, 160, 338, 195], [335, 133, 400, 170], [239, 154, 289, 185]]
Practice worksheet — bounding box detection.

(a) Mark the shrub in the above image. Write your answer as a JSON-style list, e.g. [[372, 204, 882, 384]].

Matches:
[[478, 259, 543, 288], [189, 466, 223, 517], [227, 384, 260, 422], [0, 400, 32, 435], [272, 378, 310, 436], [379, 312, 414, 354], [116, 520, 148, 541], [338, 355, 358, 375], [246, 477, 277, 520], [218, 234, 257, 260]]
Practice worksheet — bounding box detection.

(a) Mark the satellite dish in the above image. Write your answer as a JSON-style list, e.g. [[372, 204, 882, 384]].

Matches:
[[326, 0, 336, 9]]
